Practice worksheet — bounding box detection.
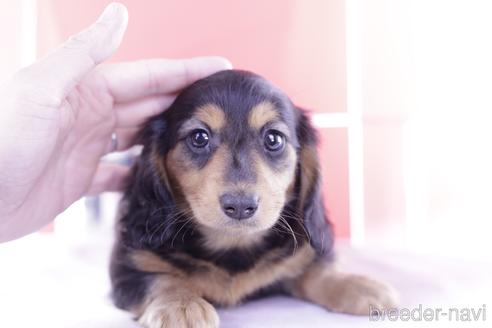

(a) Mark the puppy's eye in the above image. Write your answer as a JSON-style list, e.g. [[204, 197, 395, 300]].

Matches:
[[264, 130, 285, 152], [190, 129, 209, 148]]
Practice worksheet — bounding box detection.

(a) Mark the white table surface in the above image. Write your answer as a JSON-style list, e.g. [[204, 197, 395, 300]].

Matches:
[[1, 230, 491, 328]]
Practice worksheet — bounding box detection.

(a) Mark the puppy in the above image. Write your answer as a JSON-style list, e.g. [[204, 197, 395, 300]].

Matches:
[[110, 70, 397, 327]]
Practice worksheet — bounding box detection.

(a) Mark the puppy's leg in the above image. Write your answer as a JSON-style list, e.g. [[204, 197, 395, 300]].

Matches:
[[136, 277, 219, 328], [291, 261, 398, 315]]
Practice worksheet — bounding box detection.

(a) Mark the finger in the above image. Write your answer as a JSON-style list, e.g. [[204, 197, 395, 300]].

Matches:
[[25, 3, 128, 102], [100, 56, 232, 102], [105, 127, 141, 153], [87, 162, 130, 195], [115, 94, 176, 128]]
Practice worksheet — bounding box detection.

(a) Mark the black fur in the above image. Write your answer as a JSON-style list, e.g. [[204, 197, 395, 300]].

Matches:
[[110, 70, 334, 310], [296, 111, 334, 257]]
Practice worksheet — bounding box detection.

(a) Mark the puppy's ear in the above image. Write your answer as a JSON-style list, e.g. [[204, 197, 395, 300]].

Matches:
[[119, 117, 177, 250], [296, 109, 334, 258], [137, 115, 168, 151]]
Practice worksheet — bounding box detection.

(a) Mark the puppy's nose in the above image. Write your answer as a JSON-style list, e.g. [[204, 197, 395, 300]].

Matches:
[[220, 193, 258, 220]]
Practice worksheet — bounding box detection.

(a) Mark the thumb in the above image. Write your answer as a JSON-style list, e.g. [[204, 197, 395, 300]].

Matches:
[[29, 2, 128, 101]]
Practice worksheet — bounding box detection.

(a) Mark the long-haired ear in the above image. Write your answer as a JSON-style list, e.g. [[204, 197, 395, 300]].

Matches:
[[296, 109, 334, 258], [118, 117, 177, 250]]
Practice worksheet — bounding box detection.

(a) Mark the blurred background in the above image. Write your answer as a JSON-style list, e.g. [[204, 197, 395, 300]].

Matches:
[[2, 0, 492, 262]]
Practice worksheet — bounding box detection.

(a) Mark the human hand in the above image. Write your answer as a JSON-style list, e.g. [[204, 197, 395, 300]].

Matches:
[[0, 3, 231, 242]]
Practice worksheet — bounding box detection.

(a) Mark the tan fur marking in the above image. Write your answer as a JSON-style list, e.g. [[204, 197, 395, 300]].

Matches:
[[132, 245, 315, 307], [131, 251, 183, 275], [249, 147, 298, 228], [167, 145, 228, 229], [195, 104, 226, 131], [196, 245, 314, 306], [291, 262, 399, 315], [248, 102, 279, 129]]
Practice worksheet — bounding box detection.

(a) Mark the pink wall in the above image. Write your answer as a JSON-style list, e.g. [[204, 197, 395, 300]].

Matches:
[[37, 0, 350, 237], [319, 129, 350, 237], [0, 2, 23, 78]]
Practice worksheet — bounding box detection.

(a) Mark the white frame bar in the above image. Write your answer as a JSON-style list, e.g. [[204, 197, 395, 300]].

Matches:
[[345, 0, 365, 246]]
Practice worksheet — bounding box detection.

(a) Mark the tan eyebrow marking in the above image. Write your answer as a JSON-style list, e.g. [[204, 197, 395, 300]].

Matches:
[[194, 104, 226, 131], [248, 102, 279, 129]]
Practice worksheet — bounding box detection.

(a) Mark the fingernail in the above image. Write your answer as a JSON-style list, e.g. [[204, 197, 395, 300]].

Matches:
[[222, 58, 233, 69], [98, 2, 128, 24]]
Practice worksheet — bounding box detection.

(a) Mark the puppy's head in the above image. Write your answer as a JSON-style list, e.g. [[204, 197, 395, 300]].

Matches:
[[141, 70, 322, 240]]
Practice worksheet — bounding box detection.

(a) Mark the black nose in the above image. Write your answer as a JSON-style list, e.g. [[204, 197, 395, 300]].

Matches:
[[220, 193, 258, 220]]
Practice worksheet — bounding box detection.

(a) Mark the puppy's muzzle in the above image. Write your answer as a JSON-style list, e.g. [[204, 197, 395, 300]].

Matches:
[[220, 192, 259, 220]]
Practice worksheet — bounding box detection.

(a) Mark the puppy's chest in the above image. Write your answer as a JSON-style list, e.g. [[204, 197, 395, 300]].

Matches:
[[183, 245, 315, 306]]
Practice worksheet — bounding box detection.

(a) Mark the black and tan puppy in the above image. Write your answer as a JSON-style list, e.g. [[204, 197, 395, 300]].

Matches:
[[110, 70, 397, 327]]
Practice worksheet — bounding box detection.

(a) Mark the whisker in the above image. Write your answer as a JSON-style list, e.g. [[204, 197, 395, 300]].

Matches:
[[157, 208, 194, 243], [281, 208, 312, 244], [278, 216, 298, 254], [158, 215, 189, 244], [144, 205, 194, 245], [170, 218, 193, 249], [146, 209, 181, 239]]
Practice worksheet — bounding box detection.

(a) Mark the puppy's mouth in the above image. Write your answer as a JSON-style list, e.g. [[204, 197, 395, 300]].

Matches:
[[221, 216, 261, 228], [185, 192, 284, 234], [190, 204, 282, 235], [194, 209, 263, 232]]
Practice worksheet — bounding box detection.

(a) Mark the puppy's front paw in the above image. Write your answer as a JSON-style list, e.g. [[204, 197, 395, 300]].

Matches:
[[138, 297, 220, 328], [327, 274, 398, 316]]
